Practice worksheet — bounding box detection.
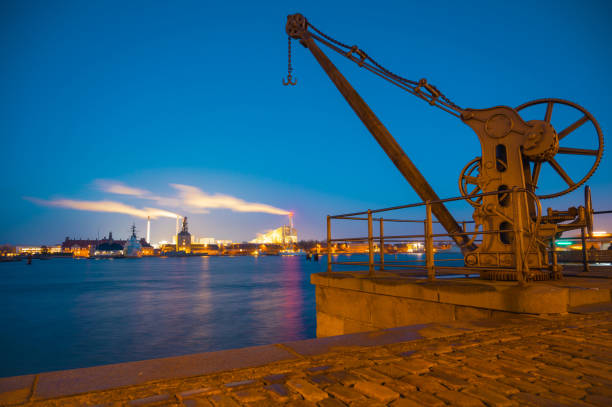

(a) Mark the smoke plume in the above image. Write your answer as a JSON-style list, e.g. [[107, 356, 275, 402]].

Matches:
[[27, 198, 180, 219], [171, 184, 290, 215]]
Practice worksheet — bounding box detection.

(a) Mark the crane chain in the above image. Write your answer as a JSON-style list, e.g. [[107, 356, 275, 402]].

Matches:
[[282, 36, 297, 86], [307, 22, 461, 111]]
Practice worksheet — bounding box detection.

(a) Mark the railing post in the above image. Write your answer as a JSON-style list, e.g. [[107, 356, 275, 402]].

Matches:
[[368, 210, 374, 276], [425, 201, 435, 280], [327, 215, 332, 273], [550, 233, 561, 279], [511, 188, 526, 284], [580, 226, 590, 273], [379, 217, 385, 271]]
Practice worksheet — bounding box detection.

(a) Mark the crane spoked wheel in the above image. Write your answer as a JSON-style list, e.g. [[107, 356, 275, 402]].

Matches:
[[458, 157, 484, 207], [515, 99, 604, 199]]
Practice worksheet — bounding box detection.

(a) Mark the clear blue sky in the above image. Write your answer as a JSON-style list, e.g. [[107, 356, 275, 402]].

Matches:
[[1, 0, 611, 245]]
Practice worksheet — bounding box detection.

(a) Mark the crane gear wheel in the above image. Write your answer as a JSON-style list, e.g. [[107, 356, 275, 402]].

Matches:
[[458, 157, 484, 207], [516, 99, 604, 199]]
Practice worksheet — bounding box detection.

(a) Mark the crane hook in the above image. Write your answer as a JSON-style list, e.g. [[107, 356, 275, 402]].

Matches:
[[283, 36, 297, 86], [283, 74, 297, 86]]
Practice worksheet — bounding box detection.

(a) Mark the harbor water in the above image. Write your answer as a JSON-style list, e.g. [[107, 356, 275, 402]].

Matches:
[[0, 253, 463, 377]]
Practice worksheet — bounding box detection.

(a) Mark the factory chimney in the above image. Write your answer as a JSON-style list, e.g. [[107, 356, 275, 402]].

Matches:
[[176, 216, 180, 236], [146, 216, 151, 244], [289, 212, 294, 229]]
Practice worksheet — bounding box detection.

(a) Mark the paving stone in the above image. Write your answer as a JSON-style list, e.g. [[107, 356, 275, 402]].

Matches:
[[469, 378, 519, 396], [324, 384, 365, 403], [307, 365, 332, 372], [424, 344, 453, 355], [285, 400, 317, 407], [496, 357, 537, 373], [572, 357, 612, 371], [209, 394, 241, 407], [326, 371, 360, 386], [535, 354, 580, 370], [372, 363, 410, 379], [353, 381, 399, 403], [348, 399, 387, 407], [232, 388, 267, 403], [264, 383, 290, 402], [389, 397, 423, 407], [394, 358, 434, 374], [588, 384, 612, 398], [535, 391, 595, 407], [428, 370, 471, 390], [383, 379, 417, 396], [351, 367, 391, 384], [509, 392, 563, 407], [462, 387, 515, 407], [308, 374, 335, 386], [183, 398, 214, 407], [584, 393, 612, 406], [434, 390, 486, 407], [462, 360, 504, 379], [286, 379, 328, 402], [573, 364, 612, 381], [316, 397, 346, 407], [403, 391, 446, 407], [262, 374, 287, 383], [535, 364, 582, 381], [401, 375, 447, 393], [224, 379, 257, 389], [460, 365, 503, 380], [497, 378, 544, 394], [128, 393, 171, 405], [179, 388, 215, 398]]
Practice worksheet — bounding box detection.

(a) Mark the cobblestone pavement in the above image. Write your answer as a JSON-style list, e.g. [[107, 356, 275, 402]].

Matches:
[[10, 312, 612, 407]]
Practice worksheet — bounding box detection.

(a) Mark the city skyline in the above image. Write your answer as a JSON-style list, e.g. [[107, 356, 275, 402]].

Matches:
[[2, 0, 611, 245]]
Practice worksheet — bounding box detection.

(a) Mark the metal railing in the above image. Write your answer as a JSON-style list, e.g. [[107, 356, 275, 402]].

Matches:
[[325, 188, 544, 281]]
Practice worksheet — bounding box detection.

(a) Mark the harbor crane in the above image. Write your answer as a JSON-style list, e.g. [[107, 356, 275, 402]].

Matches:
[[284, 13, 604, 281]]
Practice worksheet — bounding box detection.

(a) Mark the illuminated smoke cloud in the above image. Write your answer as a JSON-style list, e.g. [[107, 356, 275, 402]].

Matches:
[[96, 180, 150, 197], [97, 180, 180, 207], [26, 198, 180, 219], [171, 184, 291, 215]]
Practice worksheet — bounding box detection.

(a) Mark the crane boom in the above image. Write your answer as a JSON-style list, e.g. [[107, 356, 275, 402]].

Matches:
[[286, 14, 474, 251]]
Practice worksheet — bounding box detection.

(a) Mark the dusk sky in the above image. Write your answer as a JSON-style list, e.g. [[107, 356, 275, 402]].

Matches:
[[1, 0, 611, 245]]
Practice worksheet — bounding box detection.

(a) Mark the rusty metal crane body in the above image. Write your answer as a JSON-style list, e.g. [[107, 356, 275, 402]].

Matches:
[[285, 14, 604, 281]]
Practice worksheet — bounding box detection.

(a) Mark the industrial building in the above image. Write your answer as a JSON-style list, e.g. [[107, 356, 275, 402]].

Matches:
[[250, 213, 298, 245]]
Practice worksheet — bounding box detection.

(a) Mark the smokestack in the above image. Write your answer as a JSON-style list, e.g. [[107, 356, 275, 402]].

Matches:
[[146, 216, 151, 244], [289, 212, 294, 229], [176, 216, 180, 236]]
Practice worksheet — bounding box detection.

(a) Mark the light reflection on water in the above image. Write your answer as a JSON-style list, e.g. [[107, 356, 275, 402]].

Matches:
[[0, 256, 323, 377], [0, 252, 465, 377]]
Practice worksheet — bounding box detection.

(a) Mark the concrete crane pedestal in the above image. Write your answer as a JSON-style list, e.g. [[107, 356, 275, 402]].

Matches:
[[312, 270, 612, 337]]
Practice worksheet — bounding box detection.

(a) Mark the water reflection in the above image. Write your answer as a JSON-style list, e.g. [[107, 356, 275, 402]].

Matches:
[[0, 256, 322, 377]]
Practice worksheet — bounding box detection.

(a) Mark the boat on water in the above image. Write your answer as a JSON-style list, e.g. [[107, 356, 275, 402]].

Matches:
[[279, 249, 306, 256], [123, 224, 142, 258]]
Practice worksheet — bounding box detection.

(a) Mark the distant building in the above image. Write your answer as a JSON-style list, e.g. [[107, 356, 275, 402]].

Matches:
[[94, 232, 123, 257], [177, 217, 192, 253], [0, 244, 16, 256], [62, 230, 152, 258], [16, 245, 62, 255], [199, 237, 216, 245]]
